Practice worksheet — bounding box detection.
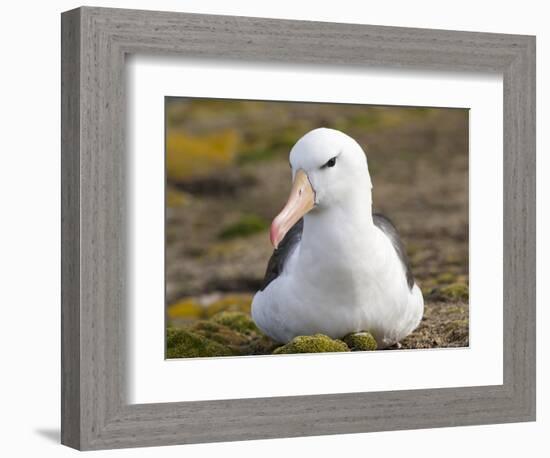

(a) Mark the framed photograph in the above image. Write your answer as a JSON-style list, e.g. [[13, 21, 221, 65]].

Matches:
[[61, 6, 535, 450]]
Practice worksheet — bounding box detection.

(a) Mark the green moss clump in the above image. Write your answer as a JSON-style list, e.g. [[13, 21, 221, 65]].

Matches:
[[343, 332, 378, 351], [211, 311, 259, 335], [166, 327, 234, 358], [218, 215, 268, 240], [167, 312, 278, 358], [190, 320, 250, 350], [428, 283, 469, 302], [440, 283, 469, 301], [273, 334, 350, 354]]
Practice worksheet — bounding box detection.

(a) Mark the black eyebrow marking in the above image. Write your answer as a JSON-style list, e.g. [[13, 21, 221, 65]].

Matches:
[[321, 155, 338, 169]]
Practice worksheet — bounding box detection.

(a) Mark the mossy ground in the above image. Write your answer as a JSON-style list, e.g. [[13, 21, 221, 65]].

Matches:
[[398, 301, 469, 349], [165, 99, 469, 355], [166, 314, 379, 358], [166, 327, 234, 358]]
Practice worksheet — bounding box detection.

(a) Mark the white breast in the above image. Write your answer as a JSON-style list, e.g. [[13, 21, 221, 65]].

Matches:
[[251, 223, 424, 347]]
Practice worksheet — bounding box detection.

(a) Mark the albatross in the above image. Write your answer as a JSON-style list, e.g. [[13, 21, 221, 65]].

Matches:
[[251, 127, 424, 348]]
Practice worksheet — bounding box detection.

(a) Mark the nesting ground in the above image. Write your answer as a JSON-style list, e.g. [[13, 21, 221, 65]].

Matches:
[[165, 99, 469, 357]]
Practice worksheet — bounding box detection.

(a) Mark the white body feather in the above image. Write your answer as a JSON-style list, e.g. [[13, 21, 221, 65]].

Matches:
[[252, 207, 424, 347]]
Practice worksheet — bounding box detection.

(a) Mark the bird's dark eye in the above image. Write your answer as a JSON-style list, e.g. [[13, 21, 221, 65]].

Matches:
[[322, 156, 337, 169]]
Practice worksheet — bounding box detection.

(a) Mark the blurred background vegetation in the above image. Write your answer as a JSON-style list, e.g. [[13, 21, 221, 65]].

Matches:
[[165, 98, 469, 355]]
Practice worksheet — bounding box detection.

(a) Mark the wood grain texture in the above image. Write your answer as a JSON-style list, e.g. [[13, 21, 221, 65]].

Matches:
[[61, 6, 536, 450], [60, 7, 81, 449]]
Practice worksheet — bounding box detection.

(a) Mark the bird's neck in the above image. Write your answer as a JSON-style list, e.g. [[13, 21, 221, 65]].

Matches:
[[300, 189, 377, 257]]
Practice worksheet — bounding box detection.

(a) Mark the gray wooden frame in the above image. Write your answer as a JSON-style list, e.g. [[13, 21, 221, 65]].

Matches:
[[61, 6, 536, 451]]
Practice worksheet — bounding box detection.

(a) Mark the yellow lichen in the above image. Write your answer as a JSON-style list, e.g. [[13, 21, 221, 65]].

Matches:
[[167, 293, 254, 320], [205, 294, 253, 317], [167, 298, 203, 320], [166, 129, 239, 182]]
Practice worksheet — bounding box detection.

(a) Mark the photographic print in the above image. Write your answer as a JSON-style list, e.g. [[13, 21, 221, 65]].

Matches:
[[60, 9, 535, 448], [165, 98, 469, 358]]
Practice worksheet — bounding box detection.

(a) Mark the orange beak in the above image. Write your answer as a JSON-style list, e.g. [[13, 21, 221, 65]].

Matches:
[[270, 169, 315, 249]]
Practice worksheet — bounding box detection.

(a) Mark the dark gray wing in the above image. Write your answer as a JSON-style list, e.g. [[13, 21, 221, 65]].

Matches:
[[260, 218, 303, 291], [373, 213, 414, 290]]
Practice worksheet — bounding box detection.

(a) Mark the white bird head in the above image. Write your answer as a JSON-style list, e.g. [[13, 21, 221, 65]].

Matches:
[[270, 128, 373, 248]]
